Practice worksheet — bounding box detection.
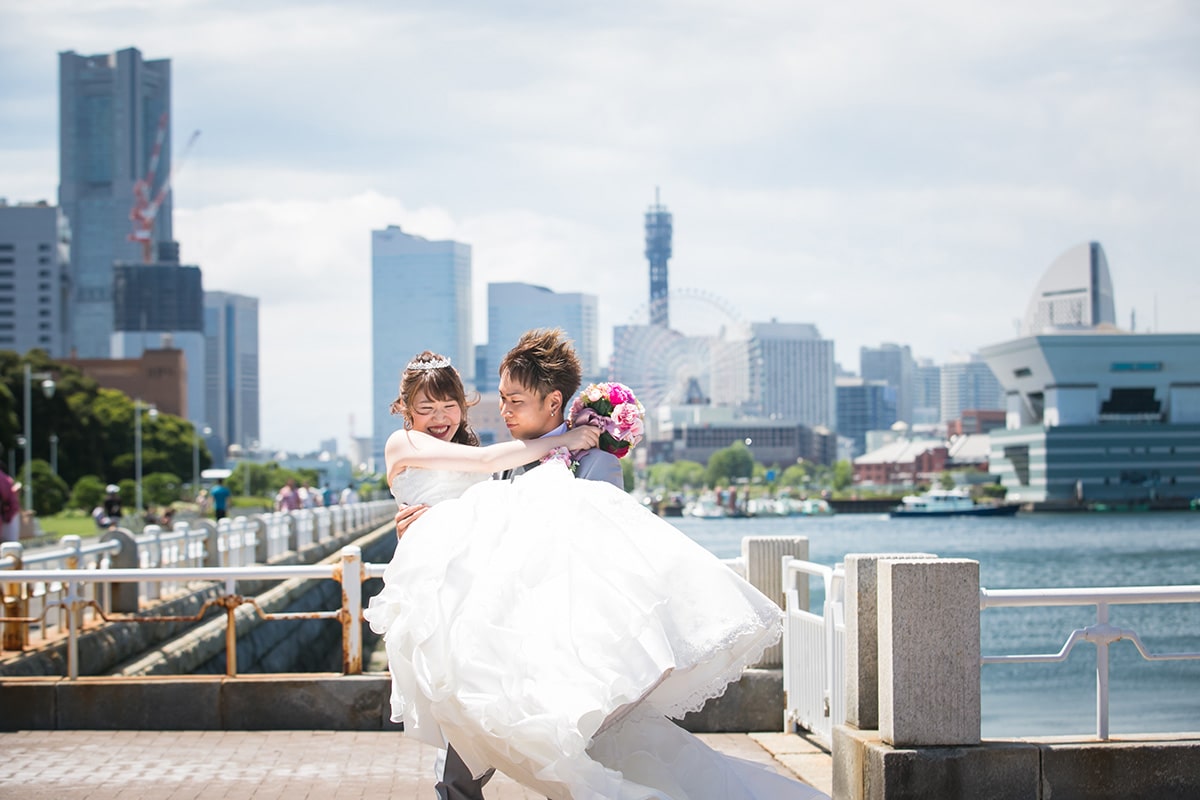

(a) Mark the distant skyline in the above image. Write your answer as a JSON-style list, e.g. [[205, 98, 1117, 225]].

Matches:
[[2, 1, 1197, 453]]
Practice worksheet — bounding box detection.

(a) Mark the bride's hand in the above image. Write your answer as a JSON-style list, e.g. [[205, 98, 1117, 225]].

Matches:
[[561, 424, 601, 452]]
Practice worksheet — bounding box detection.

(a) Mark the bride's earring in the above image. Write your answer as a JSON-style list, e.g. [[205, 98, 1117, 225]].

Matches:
[[404, 418, 413, 430]]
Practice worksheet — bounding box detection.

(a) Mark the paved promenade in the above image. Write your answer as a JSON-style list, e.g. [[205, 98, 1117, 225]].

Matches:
[[1, 729, 832, 799]]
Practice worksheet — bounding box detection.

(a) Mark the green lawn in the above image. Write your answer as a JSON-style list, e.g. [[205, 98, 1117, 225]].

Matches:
[[33, 511, 98, 539]]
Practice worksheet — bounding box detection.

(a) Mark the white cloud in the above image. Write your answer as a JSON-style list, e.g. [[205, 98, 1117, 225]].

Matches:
[[3, 0, 1198, 451]]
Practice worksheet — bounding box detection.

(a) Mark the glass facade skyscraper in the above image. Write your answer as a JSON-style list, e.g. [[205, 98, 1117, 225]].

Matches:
[[484, 282, 598, 392], [59, 47, 172, 357], [203, 291, 260, 461], [371, 225, 472, 470], [751, 321, 836, 430], [0, 202, 70, 356], [860, 342, 915, 424]]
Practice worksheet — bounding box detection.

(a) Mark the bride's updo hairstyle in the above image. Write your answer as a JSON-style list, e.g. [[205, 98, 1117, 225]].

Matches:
[[391, 351, 480, 446]]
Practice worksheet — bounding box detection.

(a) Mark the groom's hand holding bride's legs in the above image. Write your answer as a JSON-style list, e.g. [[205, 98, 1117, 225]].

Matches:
[[394, 503, 429, 540]]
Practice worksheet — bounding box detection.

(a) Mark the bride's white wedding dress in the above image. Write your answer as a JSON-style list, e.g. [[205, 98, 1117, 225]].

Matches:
[[364, 462, 827, 800]]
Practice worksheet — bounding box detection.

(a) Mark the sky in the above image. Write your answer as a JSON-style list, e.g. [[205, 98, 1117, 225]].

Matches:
[[1, 0, 1198, 454]]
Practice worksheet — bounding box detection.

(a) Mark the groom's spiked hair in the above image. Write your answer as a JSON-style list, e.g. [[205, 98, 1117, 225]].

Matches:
[[499, 328, 582, 404]]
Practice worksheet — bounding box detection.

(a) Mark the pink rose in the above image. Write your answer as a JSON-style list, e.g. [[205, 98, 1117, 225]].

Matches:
[[608, 384, 633, 405]]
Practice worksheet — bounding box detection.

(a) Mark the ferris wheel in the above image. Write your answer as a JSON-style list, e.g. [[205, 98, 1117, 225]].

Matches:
[[608, 287, 761, 416]]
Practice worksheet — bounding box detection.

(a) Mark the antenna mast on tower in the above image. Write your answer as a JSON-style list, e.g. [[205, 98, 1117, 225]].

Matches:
[[645, 187, 673, 328]]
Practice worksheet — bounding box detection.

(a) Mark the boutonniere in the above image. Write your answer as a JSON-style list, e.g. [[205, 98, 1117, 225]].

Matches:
[[540, 446, 580, 473]]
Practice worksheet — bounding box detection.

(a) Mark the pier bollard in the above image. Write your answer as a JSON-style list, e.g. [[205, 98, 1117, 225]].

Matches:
[[844, 552, 936, 730], [251, 516, 270, 563], [192, 519, 220, 567], [742, 536, 808, 668], [100, 528, 140, 613], [877, 558, 981, 746]]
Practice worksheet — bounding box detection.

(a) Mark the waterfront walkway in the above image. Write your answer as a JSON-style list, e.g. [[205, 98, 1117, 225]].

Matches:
[[1, 729, 832, 799]]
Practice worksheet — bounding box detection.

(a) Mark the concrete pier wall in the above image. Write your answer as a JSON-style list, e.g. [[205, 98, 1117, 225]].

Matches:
[[834, 555, 1200, 800]]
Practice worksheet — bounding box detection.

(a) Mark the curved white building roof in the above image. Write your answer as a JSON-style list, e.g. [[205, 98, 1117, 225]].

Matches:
[[1020, 242, 1116, 336]]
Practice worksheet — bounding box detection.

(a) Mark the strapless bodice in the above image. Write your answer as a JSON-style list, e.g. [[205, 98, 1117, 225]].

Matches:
[[390, 468, 490, 507]]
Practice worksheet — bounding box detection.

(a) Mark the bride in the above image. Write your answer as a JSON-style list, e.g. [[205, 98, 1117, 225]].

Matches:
[[364, 352, 827, 800]]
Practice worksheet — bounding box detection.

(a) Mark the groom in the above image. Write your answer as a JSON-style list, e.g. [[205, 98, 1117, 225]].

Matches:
[[393, 327, 621, 799]]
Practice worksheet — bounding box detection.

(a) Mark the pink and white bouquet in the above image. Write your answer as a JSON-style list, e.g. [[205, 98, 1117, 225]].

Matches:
[[569, 381, 646, 458]]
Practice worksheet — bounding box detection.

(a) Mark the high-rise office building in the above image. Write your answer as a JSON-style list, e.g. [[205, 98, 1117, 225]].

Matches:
[[0, 201, 70, 356], [204, 291, 260, 462], [912, 358, 942, 425], [645, 189, 672, 328], [940, 354, 1004, 423], [371, 225, 472, 469], [861, 342, 915, 424], [484, 282, 599, 392], [751, 321, 836, 430], [59, 47, 173, 357], [111, 262, 205, 424], [836, 377, 897, 457]]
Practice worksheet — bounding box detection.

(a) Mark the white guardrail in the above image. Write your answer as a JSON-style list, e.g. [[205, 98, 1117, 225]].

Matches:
[[779, 556, 1200, 744], [979, 584, 1200, 740], [1, 501, 396, 655], [783, 557, 846, 749]]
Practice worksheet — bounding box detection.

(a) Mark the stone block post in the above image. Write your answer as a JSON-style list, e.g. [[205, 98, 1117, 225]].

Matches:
[[192, 519, 219, 567], [251, 516, 270, 564], [100, 528, 140, 613], [742, 535, 808, 668], [844, 552, 936, 729], [878, 557, 981, 747]]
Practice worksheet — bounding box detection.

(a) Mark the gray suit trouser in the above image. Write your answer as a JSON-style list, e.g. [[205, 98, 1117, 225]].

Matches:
[[436, 744, 493, 800]]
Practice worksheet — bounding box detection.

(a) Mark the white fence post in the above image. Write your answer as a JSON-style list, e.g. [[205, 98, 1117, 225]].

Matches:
[[341, 545, 363, 675]]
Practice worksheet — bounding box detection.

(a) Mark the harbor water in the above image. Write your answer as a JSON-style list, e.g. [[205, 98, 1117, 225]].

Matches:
[[673, 510, 1200, 738]]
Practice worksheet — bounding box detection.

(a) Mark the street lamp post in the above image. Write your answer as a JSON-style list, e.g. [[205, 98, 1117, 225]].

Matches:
[[192, 425, 212, 493], [134, 400, 158, 513], [243, 439, 260, 498], [22, 363, 56, 511], [49, 434, 58, 476]]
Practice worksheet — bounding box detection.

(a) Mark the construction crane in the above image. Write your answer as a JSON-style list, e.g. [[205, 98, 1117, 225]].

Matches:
[[128, 112, 201, 263]]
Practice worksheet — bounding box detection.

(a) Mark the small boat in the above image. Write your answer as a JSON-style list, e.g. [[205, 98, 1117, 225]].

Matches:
[[684, 495, 726, 519], [889, 488, 1019, 518]]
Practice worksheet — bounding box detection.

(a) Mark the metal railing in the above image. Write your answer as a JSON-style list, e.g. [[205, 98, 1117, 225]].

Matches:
[[782, 557, 846, 748], [1, 501, 396, 654], [980, 584, 1200, 740], [0, 546, 386, 679]]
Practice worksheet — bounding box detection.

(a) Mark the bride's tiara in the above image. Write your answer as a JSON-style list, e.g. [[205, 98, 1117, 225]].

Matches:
[[407, 356, 452, 371]]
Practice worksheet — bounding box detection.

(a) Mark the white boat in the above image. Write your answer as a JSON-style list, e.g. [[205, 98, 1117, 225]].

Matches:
[[889, 487, 1019, 518], [684, 495, 726, 519]]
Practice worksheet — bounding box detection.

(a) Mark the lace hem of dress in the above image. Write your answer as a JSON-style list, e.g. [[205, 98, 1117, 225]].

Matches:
[[654, 622, 783, 719]]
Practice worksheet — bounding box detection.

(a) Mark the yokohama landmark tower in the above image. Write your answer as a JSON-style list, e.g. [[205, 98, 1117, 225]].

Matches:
[[645, 188, 672, 328]]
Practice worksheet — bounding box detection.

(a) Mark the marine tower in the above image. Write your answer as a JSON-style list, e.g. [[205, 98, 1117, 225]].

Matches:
[[645, 188, 672, 328]]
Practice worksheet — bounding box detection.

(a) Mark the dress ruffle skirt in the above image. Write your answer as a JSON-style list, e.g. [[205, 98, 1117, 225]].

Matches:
[[364, 463, 818, 800]]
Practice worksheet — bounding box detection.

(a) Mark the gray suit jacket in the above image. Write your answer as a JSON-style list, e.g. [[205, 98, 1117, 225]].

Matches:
[[498, 422, 624, 489]]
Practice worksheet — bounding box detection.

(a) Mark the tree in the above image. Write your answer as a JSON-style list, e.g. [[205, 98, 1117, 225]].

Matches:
[[938, 471, 956, 489], [832, 459, 854, 492], [143, 472, 184, 507], [671, 460, 706, 491], [28, 460, 69, 516], [780, 463, 810, 489], [705, 441, 755, 488], [620, 458, 634, 492], [70, 475, 107, 512], [646, 462, 673, 491], [0, 351, 211, 489]]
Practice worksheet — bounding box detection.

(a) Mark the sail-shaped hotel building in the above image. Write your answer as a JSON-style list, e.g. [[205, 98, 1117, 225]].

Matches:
[[981, 243, 1200, 507]]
